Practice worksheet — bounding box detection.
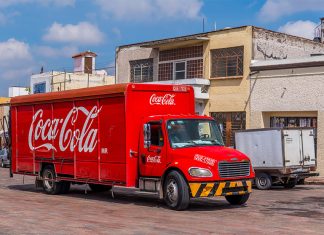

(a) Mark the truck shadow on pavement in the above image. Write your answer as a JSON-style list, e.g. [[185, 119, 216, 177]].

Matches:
[[7, 184, 244, 211]]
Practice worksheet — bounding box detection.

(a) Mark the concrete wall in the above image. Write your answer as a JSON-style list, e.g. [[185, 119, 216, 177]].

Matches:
[[205, 26, 253, 126], [253, 27, 324, 60], [31, 71, 115, 93], [250, 66, 324, 174], [116, 46, 159, 83]]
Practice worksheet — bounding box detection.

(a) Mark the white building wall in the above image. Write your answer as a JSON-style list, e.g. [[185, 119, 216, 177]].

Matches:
[[250, 66, 324, 174], [253, 28, 324, 60], [31, 71, 115, 94], [9, 87, 29, 97]]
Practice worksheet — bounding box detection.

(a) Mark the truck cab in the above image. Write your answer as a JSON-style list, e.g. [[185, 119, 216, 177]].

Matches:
[[139, 115, 254, 210]]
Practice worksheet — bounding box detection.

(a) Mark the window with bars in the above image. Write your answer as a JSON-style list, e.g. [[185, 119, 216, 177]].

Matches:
[[270, 117, 317, 128], [174, 61, 186, 80], [130, 59, 153, 82], [210, 112, 246, 147], [211, 46, 244, 78]]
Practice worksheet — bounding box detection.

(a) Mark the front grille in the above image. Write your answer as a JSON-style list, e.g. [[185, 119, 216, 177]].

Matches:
[[219, 161, 250, 178]]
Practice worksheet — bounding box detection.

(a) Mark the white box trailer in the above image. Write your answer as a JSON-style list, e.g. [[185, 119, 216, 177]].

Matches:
[[235, 128, 319, 190]]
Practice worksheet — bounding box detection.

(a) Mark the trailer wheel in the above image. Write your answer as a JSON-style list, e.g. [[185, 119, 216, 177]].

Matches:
[[164, 171, 190, 210], [89, 184, 112, 192], [225, 193, 250, 205], [284, 178, 297, 189], [42, 165, 62, 195], [255, 173, 272, 190]]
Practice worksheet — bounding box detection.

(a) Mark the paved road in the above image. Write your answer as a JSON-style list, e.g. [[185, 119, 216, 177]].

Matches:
[[0, 168, 323, 235]]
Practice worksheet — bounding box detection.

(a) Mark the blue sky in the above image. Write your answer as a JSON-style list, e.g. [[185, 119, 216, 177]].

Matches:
[[0, 0, 323, 96]]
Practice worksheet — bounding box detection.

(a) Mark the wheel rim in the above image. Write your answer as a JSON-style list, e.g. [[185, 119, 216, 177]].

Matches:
[[166, 179, 178, 203], [258, 177, 267, 187], [44, 170, 54, 189]]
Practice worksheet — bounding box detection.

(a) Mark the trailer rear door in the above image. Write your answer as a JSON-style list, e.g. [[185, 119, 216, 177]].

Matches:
[[283, 129, 302, 167], [301, 129, 316, 167]]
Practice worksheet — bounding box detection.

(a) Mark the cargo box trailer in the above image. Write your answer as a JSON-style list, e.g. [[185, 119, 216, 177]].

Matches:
[[10, 83, 254, 210], [235, 128, 318, 190]]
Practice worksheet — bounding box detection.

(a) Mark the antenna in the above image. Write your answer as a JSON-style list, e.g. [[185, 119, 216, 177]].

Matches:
[[202, 18, 205, 32]]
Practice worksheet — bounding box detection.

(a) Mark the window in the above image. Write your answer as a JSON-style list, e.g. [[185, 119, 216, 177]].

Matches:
[[33, 82, 46, 94], [150, 123, 164, 147], [130, 59, 153, 82], [270, 117, 317, 128], [174, 61, 186, 80], [211, 46, 244, 78], [210, 112, 246, 147]]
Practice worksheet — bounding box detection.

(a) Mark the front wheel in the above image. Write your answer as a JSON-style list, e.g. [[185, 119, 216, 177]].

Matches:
[[255, 173, 272, 190], [225, 193, 250, 205], [163, 171, 190, 210]]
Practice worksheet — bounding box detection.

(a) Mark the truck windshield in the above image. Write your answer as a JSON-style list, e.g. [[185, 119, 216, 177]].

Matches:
[[167, 119, 224, 148]]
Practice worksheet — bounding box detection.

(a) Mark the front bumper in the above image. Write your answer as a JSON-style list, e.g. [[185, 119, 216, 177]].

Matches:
[[189, 180, 252, 198]]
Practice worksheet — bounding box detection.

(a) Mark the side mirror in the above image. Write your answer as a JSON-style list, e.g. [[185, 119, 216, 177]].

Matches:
[[143, 123, 151, 149]]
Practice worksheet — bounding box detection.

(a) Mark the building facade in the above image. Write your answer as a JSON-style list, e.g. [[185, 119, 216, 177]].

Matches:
[[116, 26, 324, 148], [31, 51, 115, 94], [250, 57, 324, 174]]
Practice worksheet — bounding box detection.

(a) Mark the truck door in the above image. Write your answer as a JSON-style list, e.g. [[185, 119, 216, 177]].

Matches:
[[301, 129, 316, 167], [139, 121, 166, 177], [283, 129, 302, 167]]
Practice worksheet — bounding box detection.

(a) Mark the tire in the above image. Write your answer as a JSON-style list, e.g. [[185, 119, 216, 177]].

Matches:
[[284, 178, 297, 189], [89, 184, 112, 192], [42, 165, 62, 195], [297, 178, 305, 185], [255, 173, 272, 190], [225, 193, 250, 205], [163, 171, 190, 210]]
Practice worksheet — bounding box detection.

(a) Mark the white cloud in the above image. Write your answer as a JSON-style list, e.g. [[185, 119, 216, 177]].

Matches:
[[278, 20, 318, 40], [0, 38, 32, 67], [35, 45, 79, 58], [94, 0, 203, 21], [0, 38, 35, 95], [259, 0, 324, 22], [0, 0, 75, 8], [43, 22, 104, 45]]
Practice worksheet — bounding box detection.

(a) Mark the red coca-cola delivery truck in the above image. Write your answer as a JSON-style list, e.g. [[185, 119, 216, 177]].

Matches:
[[10, 83, 254, 210]]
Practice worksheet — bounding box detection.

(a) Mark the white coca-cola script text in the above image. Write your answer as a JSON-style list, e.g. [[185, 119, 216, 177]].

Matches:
[[28, 106, 101, 153], [149, 94, 176, 106]]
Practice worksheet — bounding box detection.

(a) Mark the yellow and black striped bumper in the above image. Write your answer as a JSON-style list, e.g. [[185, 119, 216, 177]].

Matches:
[[189, 180, 252, 198]]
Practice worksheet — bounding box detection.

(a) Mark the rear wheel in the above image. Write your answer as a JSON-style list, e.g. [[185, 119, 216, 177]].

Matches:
[[42, 165, 62, 195], [225, 193, 250, 205], [255, 173, 272, 190], [163, 171, 190, 210], [284, 178, 297, 189], [89, 184, 112, 192]]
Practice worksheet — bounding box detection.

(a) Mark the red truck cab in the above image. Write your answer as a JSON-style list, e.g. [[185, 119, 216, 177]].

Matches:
[[10, 83, 254, 210]]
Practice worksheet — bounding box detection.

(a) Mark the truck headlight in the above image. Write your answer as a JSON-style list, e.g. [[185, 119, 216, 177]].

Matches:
[[188, 167, 213, 177]]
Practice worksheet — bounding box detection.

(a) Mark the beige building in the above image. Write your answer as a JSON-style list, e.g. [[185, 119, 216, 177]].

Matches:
[[116, 26, 324, 148], [250, 57, 324, 174], [0, 97, 10, 149], [31, 51, 115, 94]]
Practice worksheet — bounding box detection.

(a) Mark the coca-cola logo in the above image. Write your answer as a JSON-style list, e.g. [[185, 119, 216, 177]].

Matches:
[[28, 106, 101, 153], [149, 94, 176, 106]]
